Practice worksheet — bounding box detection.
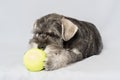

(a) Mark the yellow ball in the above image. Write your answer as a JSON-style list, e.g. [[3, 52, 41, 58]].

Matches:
[[23, 48, 46, 72]]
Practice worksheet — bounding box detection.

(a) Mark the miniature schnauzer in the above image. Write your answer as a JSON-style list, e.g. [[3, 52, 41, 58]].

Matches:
[[29, 13, 103, 71]]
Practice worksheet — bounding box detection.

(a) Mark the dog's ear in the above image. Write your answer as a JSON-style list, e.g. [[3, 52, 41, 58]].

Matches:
[[61, 18, 78, 41]]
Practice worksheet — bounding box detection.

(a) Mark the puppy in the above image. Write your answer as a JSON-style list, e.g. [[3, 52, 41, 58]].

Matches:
[[29, 13, 103, 70]]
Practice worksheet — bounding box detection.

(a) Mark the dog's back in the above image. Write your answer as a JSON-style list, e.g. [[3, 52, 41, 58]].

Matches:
[[63, 17, 103, 58]]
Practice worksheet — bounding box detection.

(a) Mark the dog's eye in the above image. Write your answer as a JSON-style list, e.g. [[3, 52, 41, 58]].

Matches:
[[47, 33, 59, 38], [35, 32, 59, 39], [45, 33, 53, 37]]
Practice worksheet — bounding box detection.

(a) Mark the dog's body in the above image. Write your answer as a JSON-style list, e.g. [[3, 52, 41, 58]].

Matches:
[[30, 13, 103, 70]]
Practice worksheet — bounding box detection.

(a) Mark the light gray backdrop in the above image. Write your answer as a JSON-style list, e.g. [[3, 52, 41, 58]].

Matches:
[[0, 0, 120, 80]]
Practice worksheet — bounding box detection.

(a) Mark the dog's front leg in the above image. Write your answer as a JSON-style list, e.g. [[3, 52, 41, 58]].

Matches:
[[44, 45, 83, 71]]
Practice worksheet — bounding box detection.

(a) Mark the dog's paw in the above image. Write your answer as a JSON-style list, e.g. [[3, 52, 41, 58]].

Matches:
[[44, 46, 70, 70], [44, 51, 67, 71]]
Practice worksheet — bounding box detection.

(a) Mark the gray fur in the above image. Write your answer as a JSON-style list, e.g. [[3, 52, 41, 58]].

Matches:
[[29, 13, 103, 70]]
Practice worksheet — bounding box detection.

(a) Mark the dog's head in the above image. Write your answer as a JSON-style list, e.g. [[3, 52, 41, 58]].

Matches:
[[30, 13, 78, 49]]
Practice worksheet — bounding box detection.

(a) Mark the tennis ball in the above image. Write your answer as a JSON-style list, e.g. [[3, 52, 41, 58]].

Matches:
[[23, 48, 46, 72]]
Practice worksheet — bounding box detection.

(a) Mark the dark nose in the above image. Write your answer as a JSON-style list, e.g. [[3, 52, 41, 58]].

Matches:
[[38, 44, 46, 50]]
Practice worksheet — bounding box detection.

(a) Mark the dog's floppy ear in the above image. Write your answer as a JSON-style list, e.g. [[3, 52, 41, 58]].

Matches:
[[61, 18, 78, 41]]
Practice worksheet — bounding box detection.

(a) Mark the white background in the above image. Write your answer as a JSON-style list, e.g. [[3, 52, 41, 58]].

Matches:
[[0, 0, 120, 80]]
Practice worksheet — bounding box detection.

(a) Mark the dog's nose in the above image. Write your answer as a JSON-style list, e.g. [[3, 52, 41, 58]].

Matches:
[[38, 44, 46, 50]]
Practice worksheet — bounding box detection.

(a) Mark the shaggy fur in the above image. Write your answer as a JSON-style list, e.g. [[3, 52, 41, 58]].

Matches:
[[29, 13, 103, 70]]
